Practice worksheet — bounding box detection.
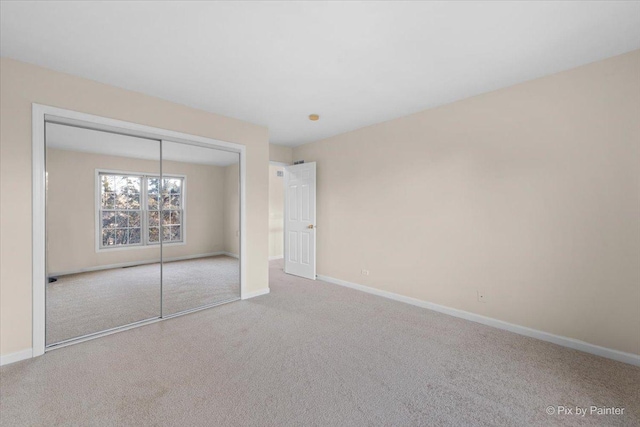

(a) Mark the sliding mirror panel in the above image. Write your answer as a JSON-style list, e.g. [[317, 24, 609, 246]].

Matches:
[[161, 141, 240, 315], [45, 123, 161, 346]]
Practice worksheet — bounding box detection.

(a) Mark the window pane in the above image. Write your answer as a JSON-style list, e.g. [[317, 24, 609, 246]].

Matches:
[[115, 194, 127, 209], [102, 211, 116, 228], [101, 175, 114, 193], [113, 176, 141, 209], [162, 225, 171, 242], [115, 212, 128, 228], [162, 210, 171, 225], [164, 178, 181, 194], [147, 195, 159, 210], [130, 178, 141, 193], [129, 228, 141, 244], [115, 175, 140, 194], [114, 175, 127, 193], [127, 194, 141, 210], [170, 195, 181, 209], [162, 194, 171, 210], [170, 210, 181, 225], [149, 227, 160, 243], [129, 211, 141, 227], [115, 229, 128, 245], [101, 192, 115, 209], [148, 211, 159, 227], [102, 229, 115, 246], [171, 225, 181, 241], [147, 178, 160, 194]]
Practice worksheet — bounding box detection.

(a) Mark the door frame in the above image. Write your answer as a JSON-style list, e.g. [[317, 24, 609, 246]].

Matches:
[[268, 161, 288, 261], [32, 103, 247, 357]]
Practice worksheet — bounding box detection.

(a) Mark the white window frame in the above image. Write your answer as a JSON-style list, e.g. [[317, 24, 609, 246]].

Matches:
[[95, 170, 187, 251]]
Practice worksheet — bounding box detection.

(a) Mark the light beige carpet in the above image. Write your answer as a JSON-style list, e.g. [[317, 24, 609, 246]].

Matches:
[[46, 255, 240, 345], [2, 259, 638, 426]]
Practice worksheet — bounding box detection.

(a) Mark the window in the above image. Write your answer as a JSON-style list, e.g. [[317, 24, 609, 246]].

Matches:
[[147, 177, 183, 244], [100, 174, 142, 247], [98, 172, 184, 249]]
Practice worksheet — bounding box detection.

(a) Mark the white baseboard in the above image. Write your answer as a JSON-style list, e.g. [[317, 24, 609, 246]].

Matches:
[[223, 252, 240, 259], [0, 348, 33, 366], [269, 255, 284, 261], [242, 288, 270, 300], [50, 252, 230, 277], [317, 275, 640, 367]]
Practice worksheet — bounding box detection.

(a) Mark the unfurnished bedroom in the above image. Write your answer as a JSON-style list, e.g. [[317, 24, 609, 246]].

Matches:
[[0, 1, 639, 426]]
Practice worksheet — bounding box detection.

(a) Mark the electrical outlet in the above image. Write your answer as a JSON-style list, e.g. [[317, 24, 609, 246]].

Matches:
[[361, 269, 370, 276], [477, 290, 487, 303]]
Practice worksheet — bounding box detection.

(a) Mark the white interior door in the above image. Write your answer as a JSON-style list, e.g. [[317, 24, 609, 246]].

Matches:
[[284, 162, 316, 279]]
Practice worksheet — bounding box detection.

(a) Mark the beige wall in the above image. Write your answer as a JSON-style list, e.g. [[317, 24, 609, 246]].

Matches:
[[269, 143, 292, 164], [46, 148, 239, 274], [269, 165, 285, 258], [0, 58, 269, 356], [223, 163, 240, 257], [292, 50, 640, 355]]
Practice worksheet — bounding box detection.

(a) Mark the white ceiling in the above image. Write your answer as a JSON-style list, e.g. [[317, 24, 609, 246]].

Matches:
[[3, 2, 640, 146], [46, 123, 239, 166]]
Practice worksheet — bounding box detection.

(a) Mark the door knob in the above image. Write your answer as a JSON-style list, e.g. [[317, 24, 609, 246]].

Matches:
[[307, 224, 315, 229]]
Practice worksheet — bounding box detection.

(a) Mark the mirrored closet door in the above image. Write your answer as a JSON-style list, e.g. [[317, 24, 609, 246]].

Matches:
[[45, 123, 162, 345], [45, 123, 241, 347], [161, 141, 240, 316]]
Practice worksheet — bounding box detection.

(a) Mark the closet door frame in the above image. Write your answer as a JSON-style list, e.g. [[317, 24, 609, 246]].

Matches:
[[32, 103, 247, 358]]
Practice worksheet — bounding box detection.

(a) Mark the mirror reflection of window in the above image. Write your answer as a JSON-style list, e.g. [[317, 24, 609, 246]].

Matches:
[[99, 174, 142, 247], [159, 177, 184, 243]]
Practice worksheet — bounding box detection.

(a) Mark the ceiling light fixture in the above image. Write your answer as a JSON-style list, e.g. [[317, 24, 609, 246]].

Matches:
[[308, 114, 320, 121]]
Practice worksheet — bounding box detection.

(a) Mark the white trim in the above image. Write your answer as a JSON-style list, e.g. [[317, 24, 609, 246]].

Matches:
[[0, 348, 33, 366], [317, 275, 640, 367], [241, 288, 270, 300], [42, 108, 245, 153], [269, 255, 284, 261], [239, 148, 247, 302], [32, 105, 47, 358], [49, 252, 229, 277], [223, 251, 239, 259], [32, 103, 248, 360]]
